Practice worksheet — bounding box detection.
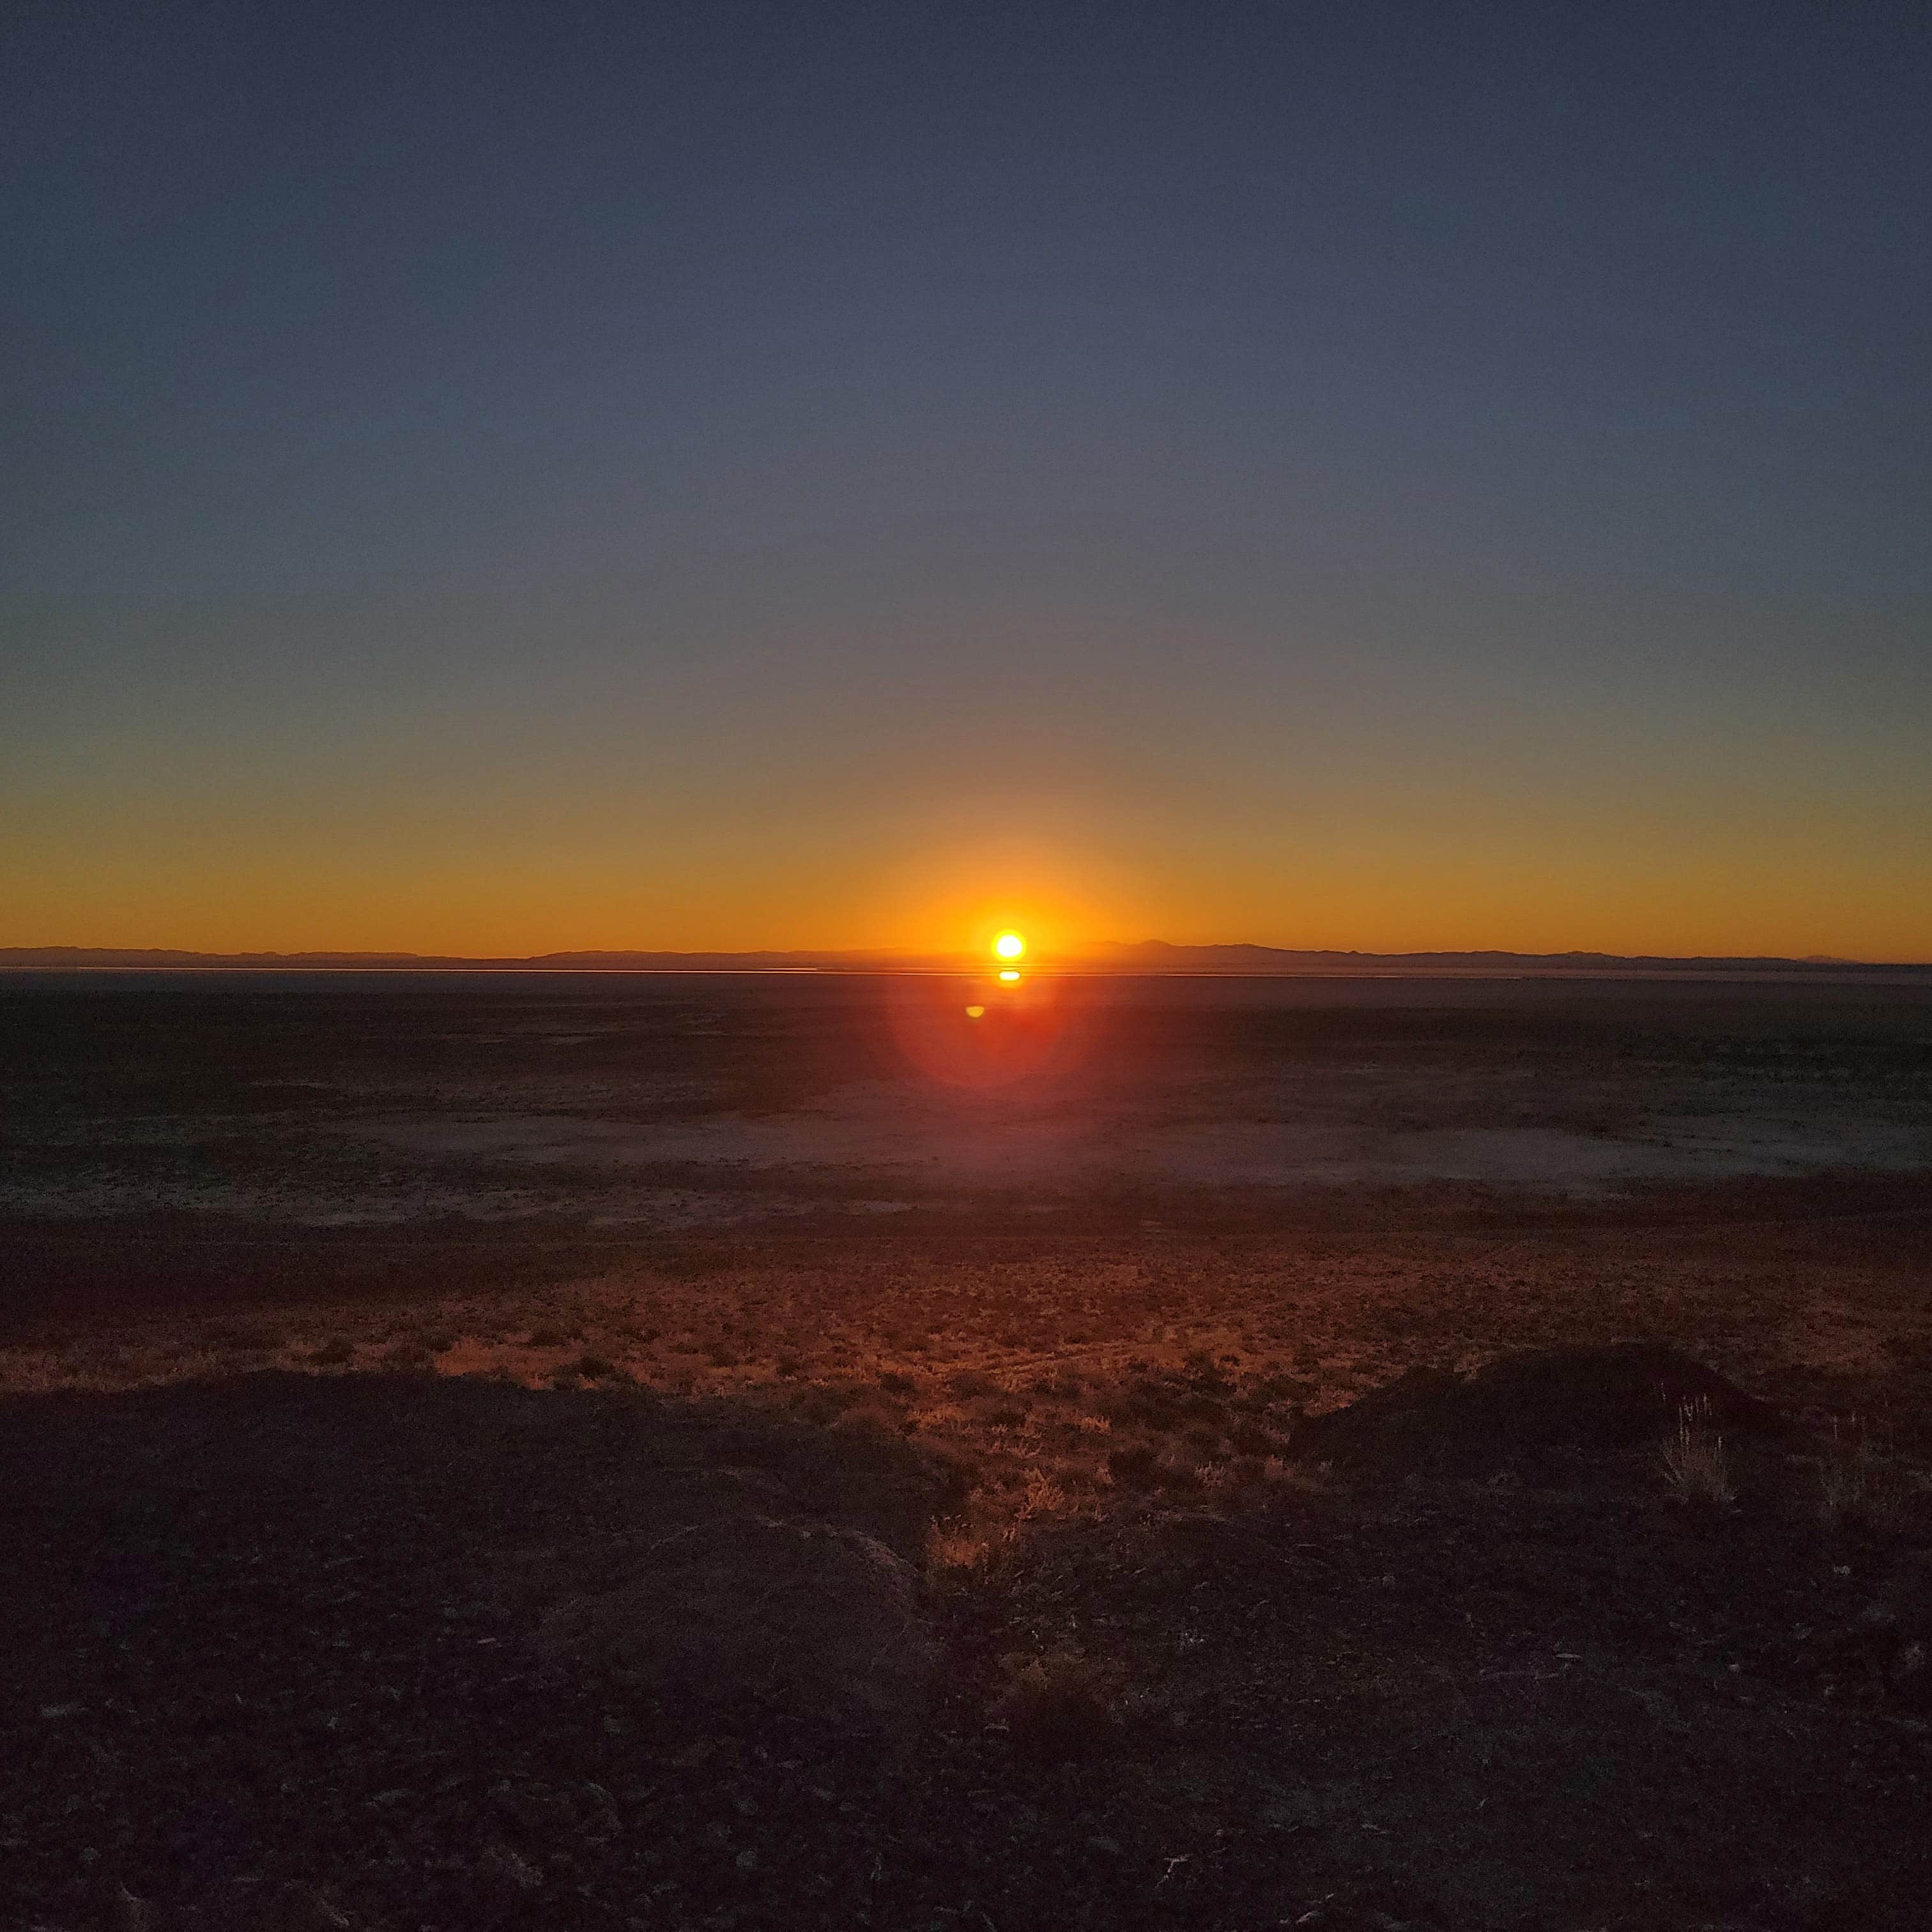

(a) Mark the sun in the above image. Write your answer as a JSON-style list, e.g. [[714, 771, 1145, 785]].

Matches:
[[993, 931, 1025, 960]]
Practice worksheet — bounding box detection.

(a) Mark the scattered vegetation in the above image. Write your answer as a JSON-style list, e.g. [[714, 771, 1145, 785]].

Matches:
[[5, 1229, 1930, 1555]]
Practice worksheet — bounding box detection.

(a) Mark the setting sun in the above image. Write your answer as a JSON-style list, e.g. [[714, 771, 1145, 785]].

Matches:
[[993, 931, 1025, 960]]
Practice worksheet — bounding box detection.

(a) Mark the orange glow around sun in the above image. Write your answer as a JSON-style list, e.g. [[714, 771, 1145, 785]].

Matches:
[[993, 931, 1025, 960]]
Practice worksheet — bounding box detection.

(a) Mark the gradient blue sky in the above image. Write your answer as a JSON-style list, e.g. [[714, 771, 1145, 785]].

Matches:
[[5, 1, 1928, 956]]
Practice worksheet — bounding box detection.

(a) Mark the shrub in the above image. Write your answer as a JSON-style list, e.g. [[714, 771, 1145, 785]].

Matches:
[[928, 1524, 1002, 1574]]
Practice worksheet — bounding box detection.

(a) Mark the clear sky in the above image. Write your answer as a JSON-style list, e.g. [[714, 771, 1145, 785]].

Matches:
[[5, 1, 1928, 958]]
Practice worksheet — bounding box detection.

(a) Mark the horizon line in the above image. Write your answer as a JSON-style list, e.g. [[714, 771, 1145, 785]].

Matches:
[[4, 941, 1929, 974]]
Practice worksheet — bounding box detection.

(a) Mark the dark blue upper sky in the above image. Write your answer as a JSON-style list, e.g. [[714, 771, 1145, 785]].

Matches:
[[10, 0, 1928, 594], [4, 1, 1929, 954]]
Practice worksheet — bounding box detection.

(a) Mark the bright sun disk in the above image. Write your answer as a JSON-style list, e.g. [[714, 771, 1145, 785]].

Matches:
[[993, 931, 1025, 960]]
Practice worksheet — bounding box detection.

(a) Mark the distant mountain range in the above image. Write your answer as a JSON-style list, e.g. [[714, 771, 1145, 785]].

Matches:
[[2, 943, 1922, 975], [1075, 940, 1901, 973]]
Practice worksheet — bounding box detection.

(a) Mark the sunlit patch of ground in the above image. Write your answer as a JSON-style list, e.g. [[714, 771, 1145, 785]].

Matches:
[[10, 1209, 1931, 1544]]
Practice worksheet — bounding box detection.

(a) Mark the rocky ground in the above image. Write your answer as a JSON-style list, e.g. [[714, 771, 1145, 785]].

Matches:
[[4, 1342, 1929, 1932]]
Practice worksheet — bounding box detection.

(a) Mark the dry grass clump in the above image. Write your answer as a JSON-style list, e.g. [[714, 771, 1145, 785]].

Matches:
[[1015, 1466, 1066, 1521], [1659, 1397, 1735, 1505], [1261, 1453, 1330, 1491], [927, 1517, 1019, 1577], [1816, 1420, 1915, 1530], [990, 1643, 1131, 1761], [1028, 1370, 1085, 1400], [928, 1526, 992, 1574]]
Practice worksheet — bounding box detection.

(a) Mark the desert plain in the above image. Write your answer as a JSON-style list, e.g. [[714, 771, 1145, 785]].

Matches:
[[4, 970, 1931, 1932]]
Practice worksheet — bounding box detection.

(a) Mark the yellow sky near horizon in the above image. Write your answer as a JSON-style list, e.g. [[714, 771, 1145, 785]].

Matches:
[[6, 804, 1928, 962]]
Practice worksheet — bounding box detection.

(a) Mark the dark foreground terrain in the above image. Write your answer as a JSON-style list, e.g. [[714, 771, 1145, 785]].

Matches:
[[4, 974, 1931, 1928], [3, 1356, 1929, 1932]]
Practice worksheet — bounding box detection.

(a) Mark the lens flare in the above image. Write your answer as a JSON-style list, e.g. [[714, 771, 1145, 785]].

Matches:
[[993, 931, 1025, 960], [884, 970, 1089, 1090]]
